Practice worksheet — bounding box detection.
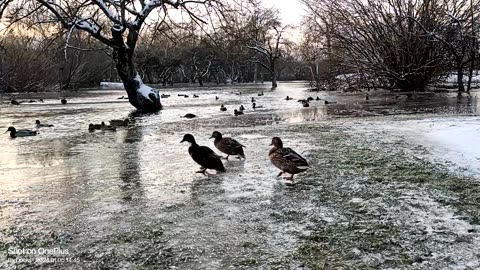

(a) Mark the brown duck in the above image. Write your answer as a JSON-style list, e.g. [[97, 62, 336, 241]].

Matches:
[[269, 137, 309, 180], [181, 134, 225, 175], [210, 131, 246, 160]]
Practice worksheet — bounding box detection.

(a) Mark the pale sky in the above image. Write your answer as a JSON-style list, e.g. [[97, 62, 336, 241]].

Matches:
[[262, 0, 306, 26]]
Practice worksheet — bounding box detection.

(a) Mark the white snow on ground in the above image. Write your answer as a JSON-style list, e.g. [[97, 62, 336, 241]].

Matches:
[[382, 116, 480, 178], [445, 73, 480, 83]]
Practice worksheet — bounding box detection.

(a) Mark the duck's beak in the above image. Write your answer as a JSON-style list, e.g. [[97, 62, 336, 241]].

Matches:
[[4, 130, 7, 133], [180, 139, 185, 143], [209, 136, 214, 139]]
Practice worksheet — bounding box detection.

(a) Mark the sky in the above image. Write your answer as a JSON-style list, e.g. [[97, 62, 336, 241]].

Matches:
[[262, 0, 306, 26]]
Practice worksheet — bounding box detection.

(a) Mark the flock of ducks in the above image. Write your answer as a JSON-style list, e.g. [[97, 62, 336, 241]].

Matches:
[[181, 132, 309, 181], [6, 91, 313, 181]]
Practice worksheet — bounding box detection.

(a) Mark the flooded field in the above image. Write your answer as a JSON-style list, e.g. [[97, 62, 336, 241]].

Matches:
[[0, 82, 479, 269]]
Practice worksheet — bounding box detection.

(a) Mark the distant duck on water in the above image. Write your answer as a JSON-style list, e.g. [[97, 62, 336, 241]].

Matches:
[[180, 134, 225, 175], [193, 94, 199, 98], [61, 98, 67, 105], [210, 131, 246, 160], [88, 123, 102, 132], [285, 96, 292, 100], [258, 92, 264, 96], [251, 97, 256, 103], [35, 120, 54, 128], [220, 104, 227, 111], [5, 127, 37, 138], [239, 105, 245, 111], [182, 113, 197, 119], [11, 100, 20, 105], [234, 109, 244, 116], [269, 137, 309, 181], [110, 119, 130, 127], [101, 122, 116, 131]]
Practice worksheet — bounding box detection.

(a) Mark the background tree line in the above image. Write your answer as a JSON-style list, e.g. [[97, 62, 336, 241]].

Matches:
[[0, 0, 478, 94]]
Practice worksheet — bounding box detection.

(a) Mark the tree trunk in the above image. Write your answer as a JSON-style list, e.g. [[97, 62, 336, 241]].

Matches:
[[457, 68, 465, 93], [271, 63, 277, 89], [113, 48, 162, 112]]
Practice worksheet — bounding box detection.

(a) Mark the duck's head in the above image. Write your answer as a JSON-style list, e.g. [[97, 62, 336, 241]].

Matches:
[[5, 127, 16, 133], [270, 137, 283, 148], [210, 131, 222, 139], [180, 134, 196, 144], [220, 104, 225, 107], [35, 120, 40, 125], [101, 121, 106, 126], [234, 109, 238, 113]]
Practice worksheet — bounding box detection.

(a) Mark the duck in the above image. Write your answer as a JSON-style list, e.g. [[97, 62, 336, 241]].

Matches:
[[182, 113, 197, 119], [180, 134, 225, 175], [101, 121, 116, 131], [234, 109, 244, 116], [184, 95, 189, 98], [118, 96, 126, 99], [5, 127, 37, 138], [110, 119, 130, 127], [258, 92, 264, 96], [210, 131, 246, 160], [220, 104, 227, 111], [193, 94, 199, 98], [61, 98, 67, 104], [28, 100, 37, 103], [161, 94, 171, 98], [252, 102, 256, 109], [239, 105, 245, 111], [88, 123, 102, 132], [251, 97, 256, 103], [365, 94, 369, 101], [302, 101, 310, 107], [11, 100, 20, 105], [39, 99, 44, 103], [215, 96, 219, 100], [234, 92, 242, 95], [307, 97, 314, 101], [35, 120, 54, 128], [285, 96, 292, 100], [268, 137, 309, 181], [316, 96, 321, 101]]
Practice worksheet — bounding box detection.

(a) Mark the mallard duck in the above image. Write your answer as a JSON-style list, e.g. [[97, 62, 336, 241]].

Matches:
[[285, 96, 292, 100], [61, 98, 67, 105], [118, 96, 126, 99], [184, 95, 189, 98], [216, 96, 219, 100], [193, 94, 199, 98], [161, 94, 171, 98], [88, 123, 102, 132], [180, 134, 225, 175], [5, 127, 37, 138], [234, 109, 243, 116], [258, 92, 264, 96], [269, 137, 309, 180], [210, 131, 246, 160], [11, 100, 20, 105], [316, 96, 321, 101], [110, 119, 130, 127], [251, 97, 256, 103], [307, 97, 314, 101], [101, 122, 116, 131], [35, 120, 54, 128], [252, 102, 256, 109], [239, 105, 245, 111], [39, 99, 44, 103], [220, 104, 227, 111], [182, 113, 197, 119], [302, 101, 310, 107]]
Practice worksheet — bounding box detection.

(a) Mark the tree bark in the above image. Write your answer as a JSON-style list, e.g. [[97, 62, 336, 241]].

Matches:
[[457, 68, 465, 93], [271, 63, 277, 89], [112, 28, 161, 112]]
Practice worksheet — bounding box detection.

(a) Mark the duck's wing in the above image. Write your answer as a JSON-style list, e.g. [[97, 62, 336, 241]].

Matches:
[[222, 138, 244, 149], [281, 148, 309, 167], [16, 130, 37, 136], [191, 146, 224, 171]]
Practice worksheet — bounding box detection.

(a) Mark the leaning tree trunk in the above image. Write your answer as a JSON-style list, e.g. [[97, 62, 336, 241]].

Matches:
[[457, 68, 465, 93], [112, 28, 162, 112]]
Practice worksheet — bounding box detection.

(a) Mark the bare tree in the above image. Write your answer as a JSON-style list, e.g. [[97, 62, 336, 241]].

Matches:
[[12, 0, 220, 111]]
